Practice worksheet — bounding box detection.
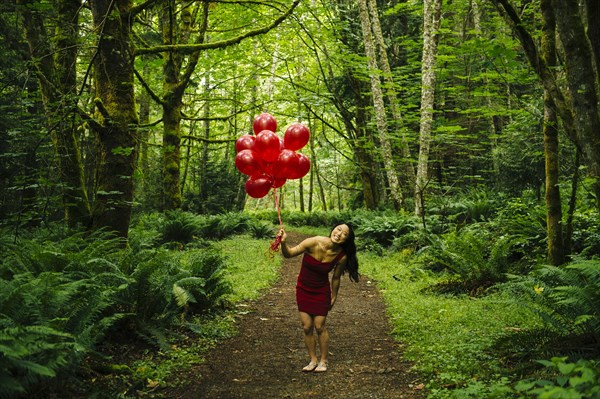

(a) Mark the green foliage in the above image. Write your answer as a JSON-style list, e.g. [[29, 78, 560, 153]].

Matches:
[[161, 210, 202, 245], [182, 160, 242, 215], [274, 210, 355, 228], [360, 250, 536, 399], [429, 188, 502, 227], [352, 213, 419, 250], [354, 212, 419, 248], [502, 259, 600, 342], [511, 357, 600, 398], [199, 212, 250, 240], [571, 209, 600, 258], [0, 232, 129, 396], [417, 225, 517, 293], [492, 105, 545, 195], [246, 220, 276, 239], [0, 325, 78, 397], [0, 225, 234, 395], [491, 196, 548, 270], [114, 247, 232, 348]]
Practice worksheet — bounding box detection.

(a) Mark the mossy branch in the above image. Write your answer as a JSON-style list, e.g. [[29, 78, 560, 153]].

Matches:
[[94, 98, 111, 123], [134, 0, 300, 56], [133, 67, 164, 106]]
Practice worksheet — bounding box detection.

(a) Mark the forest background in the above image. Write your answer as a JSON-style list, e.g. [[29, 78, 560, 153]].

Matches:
[[1, 0, 600, 398]]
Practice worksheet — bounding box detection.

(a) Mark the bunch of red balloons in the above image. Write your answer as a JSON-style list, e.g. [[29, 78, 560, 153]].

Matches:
[[235, 113, 311, 198]]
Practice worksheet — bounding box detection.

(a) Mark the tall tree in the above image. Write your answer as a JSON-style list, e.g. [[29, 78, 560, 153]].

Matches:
[[414, 0, 443, 217], [135, 0, 300, 210], [541, 0, 563, 265], [18, 0, 91, 227], [158, 1, 207, 210], [367, 0, 414, 188], [357, 0, 404, 209], [88, 0, 139, 238], [490, 0, 600, 213]]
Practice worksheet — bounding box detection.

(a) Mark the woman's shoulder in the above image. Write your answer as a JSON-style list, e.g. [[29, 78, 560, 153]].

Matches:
[[301, 235, 327, 245]]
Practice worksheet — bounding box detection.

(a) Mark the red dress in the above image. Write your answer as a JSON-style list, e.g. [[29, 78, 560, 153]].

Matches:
[[296, 252, 345, 316]]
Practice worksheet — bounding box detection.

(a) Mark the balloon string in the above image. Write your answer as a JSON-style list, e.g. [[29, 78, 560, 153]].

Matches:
[[269, 187, 283, 255]]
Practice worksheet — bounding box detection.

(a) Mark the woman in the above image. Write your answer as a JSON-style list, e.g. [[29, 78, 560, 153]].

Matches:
[[279, 224, 359, 372]]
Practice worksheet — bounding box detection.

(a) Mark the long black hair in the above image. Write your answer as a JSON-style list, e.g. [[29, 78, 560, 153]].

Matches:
[[333, 223, 359, 282]]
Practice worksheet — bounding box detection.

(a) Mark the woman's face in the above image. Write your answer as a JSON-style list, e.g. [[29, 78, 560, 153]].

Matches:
[[330, 224, 350, 244]]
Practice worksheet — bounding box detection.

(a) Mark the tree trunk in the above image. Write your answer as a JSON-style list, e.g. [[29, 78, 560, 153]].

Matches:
[[541, 0, 564, 265], [357, 0, 404, 209], [199, 73, 211, 213], [90, 0, 138, 238], [18, 0, 91, 227], [544, 94, 564, 265], [367, 0, 414, 188], [315, 162, 327, 211], [585, 0, 600, 76], [551, 0, 600, 213], [491, 0, 600, 212], [564, 150, 580, 257], [414, 0, 443, 217]]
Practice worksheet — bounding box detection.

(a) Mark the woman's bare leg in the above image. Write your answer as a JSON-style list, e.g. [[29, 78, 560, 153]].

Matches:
[[314, 315, 329, 371], [299, 312, 318, 369]]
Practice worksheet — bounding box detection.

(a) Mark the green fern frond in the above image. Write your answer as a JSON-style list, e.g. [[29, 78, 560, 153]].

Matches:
[[173, 284, 194, 308]]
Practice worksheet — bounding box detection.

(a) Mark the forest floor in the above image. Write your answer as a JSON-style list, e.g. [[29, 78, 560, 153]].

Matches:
[[164, 231, 426, 399]]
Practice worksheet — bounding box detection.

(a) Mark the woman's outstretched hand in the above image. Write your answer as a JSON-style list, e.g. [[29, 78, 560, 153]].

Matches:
[[278, 228, 287, 244]]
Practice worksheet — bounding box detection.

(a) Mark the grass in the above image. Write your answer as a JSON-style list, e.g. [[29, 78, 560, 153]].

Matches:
[[214, 234, 282, 302], [360, 250, 540, 398]]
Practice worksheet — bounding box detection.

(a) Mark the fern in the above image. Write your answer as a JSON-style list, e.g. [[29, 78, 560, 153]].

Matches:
[[161, 210, 202, 245], [0, 324, 79, 396], [501, 260, 600, 341], [246, 220, 275, 239], [418, 225, 516, 293], [358, 214, 418, 247]]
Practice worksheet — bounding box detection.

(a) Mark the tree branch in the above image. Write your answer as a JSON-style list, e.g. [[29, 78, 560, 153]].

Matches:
[[135, 0, 300, 56], [133, 67, 165, 106]]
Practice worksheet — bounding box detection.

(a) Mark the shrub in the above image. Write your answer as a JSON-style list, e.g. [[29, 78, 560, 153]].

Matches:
[[428, 187, 501, 227], [357, 213, 418, 247], [502, 259, 600, 342], [115, 247, 232, 348], [417, 225, 517, 294], [0, 233, 129, 396], [161, 210, 202, 245], [246, 220, 276, 239], [0, 228, 234, 395], [511, 357, 600, 398]]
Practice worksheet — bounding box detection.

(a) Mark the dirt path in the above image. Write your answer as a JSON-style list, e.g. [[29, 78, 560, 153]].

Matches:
[[169, 232, 425, 399]]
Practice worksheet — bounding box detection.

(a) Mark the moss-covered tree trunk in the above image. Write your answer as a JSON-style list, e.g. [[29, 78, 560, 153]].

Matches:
[[551, 0, 600, 214], [541, 0, 564, 265], [18, 0, 91, 227], [492, 0, 600, 213], [159, 1, 206, 210], [90, 0, 138, 238]]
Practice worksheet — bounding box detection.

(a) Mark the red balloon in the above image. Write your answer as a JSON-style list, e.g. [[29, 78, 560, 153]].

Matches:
[[288, 153, 310, 179], [284, 123, 310, 151], [245, 176, 272, 198], [260, 160, 274, 177], [235, 135, 255, 153], [273, 149, 300, 179], [253, 113, 277, 134], [235, 149, 262, 177], [272, 177, 286, 188], [254, 130, 282, 163]]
